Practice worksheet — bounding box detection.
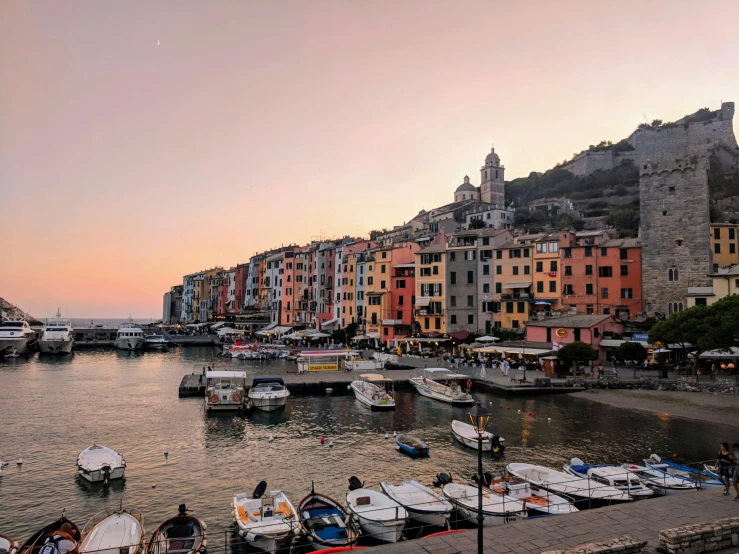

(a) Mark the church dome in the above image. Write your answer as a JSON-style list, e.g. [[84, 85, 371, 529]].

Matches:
[[485, 146, 500, 166], [455, 175, 476, 193]]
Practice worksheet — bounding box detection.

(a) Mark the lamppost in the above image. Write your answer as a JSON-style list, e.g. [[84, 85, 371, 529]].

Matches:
[[469, 402, 491, 554]]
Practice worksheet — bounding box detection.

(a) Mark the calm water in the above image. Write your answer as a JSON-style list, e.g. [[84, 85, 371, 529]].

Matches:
[[0, 347, 724, 544]]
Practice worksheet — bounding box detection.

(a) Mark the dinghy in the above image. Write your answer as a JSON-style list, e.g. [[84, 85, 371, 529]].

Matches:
[[506, 463, 632, 507], [451, 420, 504, 453], [379, 479, 453, 527], [145, 505, 206, 554], [233, 481, 299, 553], [80, 508, 144, 554], [18, 515, 81, 554], [395, 434, 429, 456], [563, 459, 654, 499], [473, 473, 577, 516], [438, 476, 527, 526], [298, 487, 359, 550], [76, 444, 126, 484], [0, 535, 18, 554], [345, 477, 407, 543], [619, 464, 698, 495], [644, 455, 724, 489]]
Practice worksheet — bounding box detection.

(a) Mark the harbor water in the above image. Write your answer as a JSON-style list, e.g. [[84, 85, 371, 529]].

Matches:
[[0, 347, 725, 543]]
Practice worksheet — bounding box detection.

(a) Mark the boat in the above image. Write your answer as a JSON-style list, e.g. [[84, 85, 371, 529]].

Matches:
[[644, 454, 724, 489], [232, 481, 299, 553], [619, 464, 698, 495], [437, 475, 527, 526], [247, 378, 290, 412], [343, 352, 384, 372], [450, 420, 504, 453], [204, 371, 247, 412], [38, 311, 74, 355], [76, 444, 126, 484], [144, 335, 169, 350], [395, 434, 430, 456], [473, 473, 578, 516], [114, 320, 145, 351], [345, 477, 407, 543], [145, 504, 206, 554], [297, 487, 360, 550], [0, 317, 37, 356], [0, 535, 18, 554], [506, 463, 632, 507], [563, 459, 654, 499], [18, 514, 82, 554], [349, 374, 395, 411], [379, 479, 453, 527], [409, 368, 475, 406], [80, 508, 144, 554]]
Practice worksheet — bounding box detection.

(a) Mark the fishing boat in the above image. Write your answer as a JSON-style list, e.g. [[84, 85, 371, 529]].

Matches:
[[204, 371, 247, 412], [0, 535, 18, 554], [644, 454, 724, 489], [145, 505, 206, 554], [38, 311, 74, 355], [349, 374, 395, 411], [144, 335, 169, 350], [233, 481, 299, 553], [473, 474, 577, 516], [76, 444, 126, 484], [409, 368, 475, 406], [506, 463, 632, 507], [563, 459, 654, 499], [247, 378, 290, 412], [394, 434, 430, 456], [437, 475, 527, 526], [79, 507, 144, 554], [450, 420, 504, 453], [18, 515, 82, 554], [298, 487, 360, 550], [345, 477, 407, 543], [619, 464, 698, 495], [379, 480, 453, 527]]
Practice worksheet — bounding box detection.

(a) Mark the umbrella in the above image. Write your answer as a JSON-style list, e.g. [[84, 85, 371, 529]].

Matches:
[[477, 335, 499, 342], [308, 332, 331, 339]]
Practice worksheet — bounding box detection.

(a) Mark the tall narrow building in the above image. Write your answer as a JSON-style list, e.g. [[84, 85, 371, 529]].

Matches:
[[480, 145, 505, 207]]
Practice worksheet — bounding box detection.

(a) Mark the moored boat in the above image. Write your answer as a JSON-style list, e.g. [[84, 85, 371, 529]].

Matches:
[[145, 505, 206, 554], [298, 487, 360, 550], [0, 535, 18, 554], [233, 481, 299, 553], [80, 508, 144, 554], [345, 477, 407, 543], [409, 368, 475, 406], [247, 378, 290, 412], [349, 374, 395, 411], [438, 476, 527, 526], [379, 479, 453, 527], [144, 335, 169, 350], [38, 311, 74, 355], [18, 515, 81, 554], [394, 434, 429, 456], [473, 473, 578, 516], [451, 420, 504, 453], [644, 454, 724, 489], [76, 444, 126, 484], [0, 317, 37, 356], [343, 352, 384, 372], [114, 320, 145, 351], [563, 459, 654, 499], [619, 463, 698, 495], [204, 371, 247, 412]]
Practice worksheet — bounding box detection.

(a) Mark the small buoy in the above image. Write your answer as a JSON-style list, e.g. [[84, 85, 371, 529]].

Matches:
[[329, 441, 334, 448], [384, 432, 389, 439], [393, 431, 397, 437], [320, 436, 325, 445], [164, 449, 169, 457], [326, 388, 333, 394], [268, 435, 274, 442], [152, 483, 157, 488], [517, 409, 520, 413], [16, 458, 23, 466], [499, 404, 503, 408], [673, 453, 678, 458], [547, 418, 551, 422]]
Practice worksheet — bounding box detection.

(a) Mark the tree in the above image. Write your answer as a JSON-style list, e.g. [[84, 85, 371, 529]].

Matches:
[[614, 341, 647, 364], [557, 341, 598, 369]]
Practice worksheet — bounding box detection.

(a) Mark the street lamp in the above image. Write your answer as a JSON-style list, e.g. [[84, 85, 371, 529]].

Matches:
[[469, 402, 491, 554]]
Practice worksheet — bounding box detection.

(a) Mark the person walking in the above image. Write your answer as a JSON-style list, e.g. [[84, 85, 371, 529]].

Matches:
[[715, 442, 734, 496], [732, 443, 739, 500]]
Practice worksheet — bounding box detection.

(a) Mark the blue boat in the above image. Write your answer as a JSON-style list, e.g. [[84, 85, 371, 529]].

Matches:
[[298, 486, 360, 549], [395, 434, 430, 456], [644, 454, 724, 489]]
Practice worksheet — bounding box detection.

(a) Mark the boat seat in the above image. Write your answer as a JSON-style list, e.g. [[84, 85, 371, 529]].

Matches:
[[523, 496, 547, 506], [274, 501, 292, 517], [236, 505, 249, 523]]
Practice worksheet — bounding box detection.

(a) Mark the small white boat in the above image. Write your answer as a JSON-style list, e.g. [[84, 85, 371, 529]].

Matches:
[[346, 477, 407, 543], [233, 482, 299, 553], [248, 378, 290, 412], [441, 482, 527, 526], [380, 479, 453, 527], [343, 351, 384, 371], [0, 534, 18, 554], [563, 459, 653, 499], [620, 464, 698, 495], [506, 463, 632, 506], [644, 454, 724, 489], [76, 444, 126, 484], [115, 320, 145, 351], [144, 335, 169, 350], [80, 508, 144, 554], [476, 475, 578, 516], [38, 311, 74, 355], [350, 374, 395, 411], [0, 317, 37, 356], [451, 420, 503, 452], [409, 368, 475, 406], [145, 504, 206, 554], [204, 371, 247, 412]]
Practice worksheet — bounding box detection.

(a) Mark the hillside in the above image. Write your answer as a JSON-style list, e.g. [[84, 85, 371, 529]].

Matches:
[[0, 297, 41, 325]]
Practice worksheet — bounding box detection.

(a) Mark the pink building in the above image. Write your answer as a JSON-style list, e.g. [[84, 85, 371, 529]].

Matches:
[[525, 314, 623, 363]]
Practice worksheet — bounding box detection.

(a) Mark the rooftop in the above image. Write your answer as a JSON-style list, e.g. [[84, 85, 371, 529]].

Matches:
[[525, 314, 613, 328], [417, 243, 447, 254]]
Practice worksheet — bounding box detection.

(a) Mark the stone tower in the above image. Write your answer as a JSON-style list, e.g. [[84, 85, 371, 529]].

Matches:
[[480, 145, 505, 206]]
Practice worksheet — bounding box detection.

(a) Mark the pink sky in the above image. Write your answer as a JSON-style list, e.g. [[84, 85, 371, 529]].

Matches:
[[2, 0, 738, 318]]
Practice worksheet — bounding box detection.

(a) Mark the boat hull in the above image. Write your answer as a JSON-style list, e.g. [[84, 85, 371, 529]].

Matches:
[[353, 517, 404, 543], [406, 511, 449, 527], [409, 379, 475, 406], [248, 394, 288, 412], [0, 337, 32, 355], [205, 402, 244, 412], [38, 339, 73, 354], [454, 506, 523, 527], [78, 466, 125, 483], [452, 430, 492, 452], [115, 337, 145, 351], [350, 382, 395, 411]]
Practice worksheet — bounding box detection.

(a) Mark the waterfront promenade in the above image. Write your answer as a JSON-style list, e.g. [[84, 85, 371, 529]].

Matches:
[[362, 490, 739, 554]]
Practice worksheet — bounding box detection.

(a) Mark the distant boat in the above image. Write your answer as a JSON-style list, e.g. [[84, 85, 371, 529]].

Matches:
[[437, 474, 527, 526], [145, 504, 205, 554], [394, 434, 429, 456], [298, 487, 359, 550], [563, 458, 653, 499], [0, 317, 36, 356], [115, 320, 145, 351], [144, 335, 169, 350], [379, 479, 453, 527], [451, 420, 504, 453], [350, 374, 395, 411], [18, 514, 82, 554], [474, 474, 577, 516], [204, 371, 247, 413], [80, 508, 144, 554], [38, 311, 74, 355], [619, 463, 697, 496], [76, 444, 126, 484], [409, 368, 475, 406], [644, 454, 724, 489]]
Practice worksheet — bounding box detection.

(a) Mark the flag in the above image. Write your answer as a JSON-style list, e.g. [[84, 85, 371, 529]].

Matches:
[[552, 341, 562, 351]]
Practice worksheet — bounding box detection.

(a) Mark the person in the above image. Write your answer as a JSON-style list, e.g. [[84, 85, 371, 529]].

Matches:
[[732, 443, 739, 500], [46, 523, 77, 554], [715, 442, 733, 496], [598, 364, 604, 379], [503, 359, 509, 377]]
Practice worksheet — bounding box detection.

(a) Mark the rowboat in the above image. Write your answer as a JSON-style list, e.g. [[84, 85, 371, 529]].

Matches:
[[18, 515, 81, 554], [619, 464, 698, 495], [76, 444, 126, 484], [298, 487, 360, 550], [379, 479, 453, 527], [395, 434, 430, 456], [440, 481, 527, 526], [346, 477, 407, 543], [474, 474, 577, 516], [451, 420, 504, 453], [79, 508, 144, 554], [145, 505, 206, 554]]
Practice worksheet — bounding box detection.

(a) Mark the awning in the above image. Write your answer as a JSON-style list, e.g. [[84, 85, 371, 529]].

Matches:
[[321, 318, 340, 328], [415, 297, 431, 307], [503, 282, 532, 289], [256, 325, 292, 336], [308, 332, 331, 339], [534, 300, 554, 305], [448, 331, 470, 340], [351, 334, 370, 341], [695, 347, 739, 358], [475, 346, 554, 356], [366, 333, 381, 339], [600, 339, 649, 347]]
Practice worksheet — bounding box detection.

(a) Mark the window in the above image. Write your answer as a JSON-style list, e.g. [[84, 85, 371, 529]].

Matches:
[[433, 265, 439, 275], [563, 248, 572, 258], [564, 284, 574, 295], [434, 317, 441, 330], [668, 266, 679, 282], [483, 264, 490, 275], [584, 246, 592, 257], [549, 281, 556, 293], [506, 302, 513, 313], [586, 305, 594, 315], [601, 287, 609, 299], [695, 298, 707, 306], [424, 317, 429, 329], [482, 237, 489, 246], [565, 266, 572, 276], [467, 271, 474, 284], [731, 243, 736, 254], [465, 250, 476, 261], [397, 280, 406, 289], [524, 266, 530, 275], [495, 283, 502, 293], [586, 283, 594, 295], [620, 248, 628, 260], [598, 266, 612, 277], [496, 250, 503, 259], [450, 315, 457, 324], [468, 314, 474, 324], [450, 296, 456, 307], [450, 272, 456, 284], [420, 268, 431, 277], [368, 296, 381, 305], [620, 265, 628, 276], [730, 228, 736, 240], [715, 243, 721, 254], [367, 276, 374, 285], [512, 320, 520, 329], [449, 252, 456, 261], [621, 288, 633, 299], [380, 280, 386, 289], [381, 264, 386, 273], [668, 299, 683, 315], [537, 281, 544, 293], [496, 266, 502, 275], [467, 295, 473, 307], [512, 266, 519, 275], [398, 296, 404, 305], [714, 228, 721, 239], [601, 247, 608, 256], [483, 283, 490, 293], [536, 243, 546, 253], [548, 242, 558, 253], [585, 265, 593, 276], [550, 260, 557, 272], [536, 261, 543, 272], [517, 302, 525, 313]]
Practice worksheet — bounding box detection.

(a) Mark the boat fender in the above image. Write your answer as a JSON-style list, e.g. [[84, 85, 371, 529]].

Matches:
[[209, 394, 219, 404], [466, 379, 472, 391], [232, 393, 242, 403]]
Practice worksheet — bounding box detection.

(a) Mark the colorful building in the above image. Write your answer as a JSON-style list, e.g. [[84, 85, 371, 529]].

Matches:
[[415, 243, 446, 333], [525, 314, 623, 363], [492, 240, 533, 329], [710, 223, 739, 271]]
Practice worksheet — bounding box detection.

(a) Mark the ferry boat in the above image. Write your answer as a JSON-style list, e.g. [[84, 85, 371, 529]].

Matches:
[[350, 373, 396, 411], [409, 368, 475, 406], [38, 311, 74, 355], [115, 320, 145, 351], [204, 371, 247, 412], [0, 317, 37, 356]]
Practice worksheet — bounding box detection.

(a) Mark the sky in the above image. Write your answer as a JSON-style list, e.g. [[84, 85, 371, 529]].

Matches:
[[2, 0, 738, 318]]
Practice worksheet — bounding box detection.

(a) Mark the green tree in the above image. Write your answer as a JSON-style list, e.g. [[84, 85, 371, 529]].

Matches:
[[557, 341, 598, 368], [614, 341, 647, 363]]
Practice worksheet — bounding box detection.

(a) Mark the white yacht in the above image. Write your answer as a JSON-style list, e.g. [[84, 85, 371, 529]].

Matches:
[[115, 320, 145, 351], [144, 334, 169, 350], [409, 368, 475, 406], [350, 373, 396, 411], [248, 377, 290, 412], [38, 311, 74, 355], [0, 317, 37, 356]]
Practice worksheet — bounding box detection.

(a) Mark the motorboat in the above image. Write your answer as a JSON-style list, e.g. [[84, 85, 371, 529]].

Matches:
[[395, 434, 429, 456], [18, 515, 82, 554], [409, 368, 475, 406], [349, 374, 395, 411], [619, 464, 698, 495], [145, 504, 206, 554], [0, 535, 18, 554], [233, 481, 299, 553], [563, 459, 654, 499], [379, 479, 453, 527], [644, 454, 724, 489], [80, 508, 144, 554], [76, 444, 126, 484], [473, 474, 577, 516], [38, 311, 74, 355], [345, 477, 407, 543], [298, 487, 360, 550], [437, 475, 527, 526], [115, 321, 145, 351], [144, 335, 169, 350], [450, 420, 504, 453], [0, 317, 37, 356], [506, 463, 632, 507], [248, 378, 290, 412], [343, 352, 384, 371], [204, 371, 247, 412]]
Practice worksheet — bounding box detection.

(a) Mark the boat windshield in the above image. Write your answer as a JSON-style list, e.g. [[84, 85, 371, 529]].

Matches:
[[0, 322, 24, 328], [46, 327, 68, 332]]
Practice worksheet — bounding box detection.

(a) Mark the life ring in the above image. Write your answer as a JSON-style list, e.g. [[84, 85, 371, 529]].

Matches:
[[232, 393, 242, 403], [466, 379, 472, 391], [209, 393, 219, 404]]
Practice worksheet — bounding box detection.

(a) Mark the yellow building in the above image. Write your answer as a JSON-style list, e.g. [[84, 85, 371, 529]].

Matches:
[[493, 240, 533, 329], [687, 265, 739, 307], [414, 243, 446, 333], [710, 223, 739, 271], [365, 245, 393, 338]]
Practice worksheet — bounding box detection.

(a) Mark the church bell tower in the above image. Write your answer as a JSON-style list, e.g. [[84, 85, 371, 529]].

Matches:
[[480, 145, 505, 206]]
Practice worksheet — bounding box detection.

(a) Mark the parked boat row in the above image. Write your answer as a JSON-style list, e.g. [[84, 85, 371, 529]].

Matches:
[[204, 372, 290, 413]]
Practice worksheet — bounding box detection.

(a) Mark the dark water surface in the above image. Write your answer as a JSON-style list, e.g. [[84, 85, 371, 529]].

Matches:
[[0, 347, 723, 542]]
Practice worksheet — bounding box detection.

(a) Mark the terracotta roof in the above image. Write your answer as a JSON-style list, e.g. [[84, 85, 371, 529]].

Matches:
[[525, 314, 613, 329]]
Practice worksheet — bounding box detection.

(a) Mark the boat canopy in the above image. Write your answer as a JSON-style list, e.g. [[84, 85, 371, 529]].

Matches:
[[206, 371, 247, 380], [251, 377, 286, 386], [361, 373, 392, 382]]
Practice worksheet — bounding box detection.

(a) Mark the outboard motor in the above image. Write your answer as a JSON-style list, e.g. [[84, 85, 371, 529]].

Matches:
[[253, 480, 267, 499], [472, 472, 494, 487], [102, 465, 111, 485], [434, 472, 453, 487], [348, 476, 364, 491], [491, 435, 505, 457]]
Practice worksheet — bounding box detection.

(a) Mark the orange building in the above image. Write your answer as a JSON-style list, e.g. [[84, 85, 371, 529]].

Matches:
[[492, 238, 534, 329]]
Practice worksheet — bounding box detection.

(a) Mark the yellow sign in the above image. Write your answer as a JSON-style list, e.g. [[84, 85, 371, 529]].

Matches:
[[555, 328, 568, 338], [309, 363, 339, 371]]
